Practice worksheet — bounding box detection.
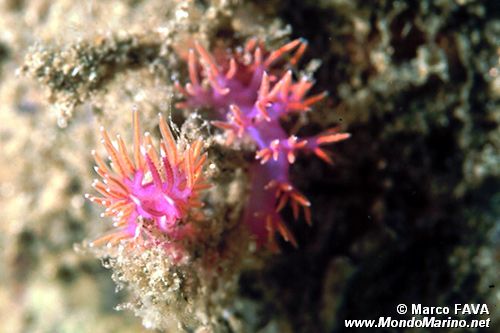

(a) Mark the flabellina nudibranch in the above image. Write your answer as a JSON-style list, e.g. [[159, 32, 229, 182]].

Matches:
[[176, 38, 350, 250], [85, 110, 210, 248]]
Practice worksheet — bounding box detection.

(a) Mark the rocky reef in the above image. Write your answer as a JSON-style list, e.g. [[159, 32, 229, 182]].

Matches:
[[0, 0, 498, 332]]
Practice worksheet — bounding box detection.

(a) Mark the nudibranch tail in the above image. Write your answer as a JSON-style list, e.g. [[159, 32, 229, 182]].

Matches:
[[176, 38, 349, 249]]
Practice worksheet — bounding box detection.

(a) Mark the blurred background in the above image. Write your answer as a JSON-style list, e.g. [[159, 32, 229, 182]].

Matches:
[[0, 0, 498, 332]]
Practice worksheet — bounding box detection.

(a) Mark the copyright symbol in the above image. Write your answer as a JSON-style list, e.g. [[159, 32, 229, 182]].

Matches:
[[397, 304, 407, 315]]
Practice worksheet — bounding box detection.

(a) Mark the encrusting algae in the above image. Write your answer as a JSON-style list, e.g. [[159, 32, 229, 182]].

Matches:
[[84, 109, 252, 331]]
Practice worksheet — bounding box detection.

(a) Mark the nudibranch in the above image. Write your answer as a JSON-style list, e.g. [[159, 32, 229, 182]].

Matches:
[[176, 38, 349, 249], [85, 110, 210, 247]]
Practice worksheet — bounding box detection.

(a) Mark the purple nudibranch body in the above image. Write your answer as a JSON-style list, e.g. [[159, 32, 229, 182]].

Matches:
[[177, 38, 350, 249], [86, 111, 209, 247]]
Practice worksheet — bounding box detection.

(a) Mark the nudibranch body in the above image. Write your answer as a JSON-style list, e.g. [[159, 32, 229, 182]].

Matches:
[[177, 38, 349, 249], [86, 110, 209, 246]]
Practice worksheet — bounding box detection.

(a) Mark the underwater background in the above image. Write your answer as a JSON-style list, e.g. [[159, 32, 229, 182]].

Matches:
[[0, 0, 498, 332]]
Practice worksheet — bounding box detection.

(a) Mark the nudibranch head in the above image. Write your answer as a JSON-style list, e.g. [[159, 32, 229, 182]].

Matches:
[[85, 110, 210, 247]]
